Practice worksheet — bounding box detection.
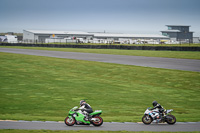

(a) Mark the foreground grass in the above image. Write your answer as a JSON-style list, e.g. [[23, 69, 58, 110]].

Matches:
[[1, 46, 200, 59], [0, 52, 200, 122], [1, 130, 200, 133]]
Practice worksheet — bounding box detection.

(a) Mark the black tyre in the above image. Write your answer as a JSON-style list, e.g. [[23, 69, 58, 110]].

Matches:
[[65, 117, 75, 126], [142, 115, 153, 125], [91, 116, 103, 126], [166, 115, 176, 125]]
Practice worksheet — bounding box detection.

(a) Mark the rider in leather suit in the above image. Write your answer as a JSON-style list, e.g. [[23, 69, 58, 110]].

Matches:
[[151, 101, 165, 120], [79, 100, 93, 121]]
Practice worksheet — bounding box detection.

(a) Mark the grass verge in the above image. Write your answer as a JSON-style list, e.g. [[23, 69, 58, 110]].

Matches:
[[0, 46, 200, 59], [0, 52, 200, 122]]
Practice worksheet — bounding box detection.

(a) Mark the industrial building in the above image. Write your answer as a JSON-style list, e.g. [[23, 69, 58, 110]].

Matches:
[[23, 30, 93, 43], [23, 30, 169, 44], [193, 37, 200, 43], [161, 25, 193, 43]]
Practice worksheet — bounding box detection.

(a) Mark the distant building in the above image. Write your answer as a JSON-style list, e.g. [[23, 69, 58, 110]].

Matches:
[[193, 37, 200, 44], [23, 30, 94, 43], [23, 30, 168, 44], [161, 25, 193, 43]]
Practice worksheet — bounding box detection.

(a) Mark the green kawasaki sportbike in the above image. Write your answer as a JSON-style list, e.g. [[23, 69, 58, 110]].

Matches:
[[65, 106, 103, 126]]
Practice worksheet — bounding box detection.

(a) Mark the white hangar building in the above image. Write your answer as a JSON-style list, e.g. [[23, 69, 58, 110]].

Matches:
[[23, 30, 93, 43], [23, 30, 169, 43]]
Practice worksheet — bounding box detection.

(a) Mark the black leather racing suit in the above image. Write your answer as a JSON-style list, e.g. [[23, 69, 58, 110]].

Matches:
[[151, 103, 165, 120], [81, 103, 93, 114], [151, 103, 164, 113]]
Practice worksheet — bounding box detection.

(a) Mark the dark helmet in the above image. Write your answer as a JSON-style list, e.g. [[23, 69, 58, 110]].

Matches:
[[80, 100, 85, 106], [152, 101, 158, 106]]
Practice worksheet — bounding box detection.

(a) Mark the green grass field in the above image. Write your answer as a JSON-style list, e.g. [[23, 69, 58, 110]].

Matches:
[[0, 51, 199, 122], [1, 129, 200, 133], [1, 46, 200, 59]]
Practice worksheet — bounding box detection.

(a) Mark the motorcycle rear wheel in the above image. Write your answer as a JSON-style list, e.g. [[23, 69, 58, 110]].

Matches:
[[142, 115, 153, 125], [65, 117, 75, 126], [166, 115, 176, 125], [91, 116, 103, 126]]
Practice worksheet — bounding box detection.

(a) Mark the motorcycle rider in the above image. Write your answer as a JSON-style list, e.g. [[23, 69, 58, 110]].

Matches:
[[151, 101, 165, 121], [79, 100, 93, 121]]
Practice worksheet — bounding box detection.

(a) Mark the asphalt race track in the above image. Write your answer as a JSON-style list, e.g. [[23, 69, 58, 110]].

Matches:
[[0, 121, 200, 132], [0, 48, 200, 72]]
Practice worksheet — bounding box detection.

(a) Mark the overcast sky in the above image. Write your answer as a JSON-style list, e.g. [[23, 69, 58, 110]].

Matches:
[[0, 0, 200, 36]]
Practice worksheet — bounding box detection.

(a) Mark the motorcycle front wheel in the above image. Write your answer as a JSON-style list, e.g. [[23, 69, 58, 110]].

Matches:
[[142, 115, 153, 125], [65, 117, 75, 126], [166, 115, 176, 125], [91, 116, 103, 126]]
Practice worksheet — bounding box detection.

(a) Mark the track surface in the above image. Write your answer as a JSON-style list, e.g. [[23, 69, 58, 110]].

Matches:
[[0, 121, 200, 131], [0, 48, 200, 72]]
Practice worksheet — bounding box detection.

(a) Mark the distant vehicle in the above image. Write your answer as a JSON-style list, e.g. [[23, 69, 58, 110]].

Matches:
[[0, 36, 7, 42], [77, 38, 84, 43], [6, 35, 18, 43], [0, 35, 18, 43]]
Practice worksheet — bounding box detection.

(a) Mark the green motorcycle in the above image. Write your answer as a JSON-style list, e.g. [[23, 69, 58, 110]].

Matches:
[[65, 106, 103, 126]]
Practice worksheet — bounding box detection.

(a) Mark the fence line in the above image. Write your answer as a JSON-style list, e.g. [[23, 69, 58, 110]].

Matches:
[[0, 43, 200, 51]]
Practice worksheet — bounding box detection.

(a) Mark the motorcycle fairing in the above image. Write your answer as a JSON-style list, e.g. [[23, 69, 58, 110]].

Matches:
[[75, 112, 90, 124], [90, 110, 102, 116]]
